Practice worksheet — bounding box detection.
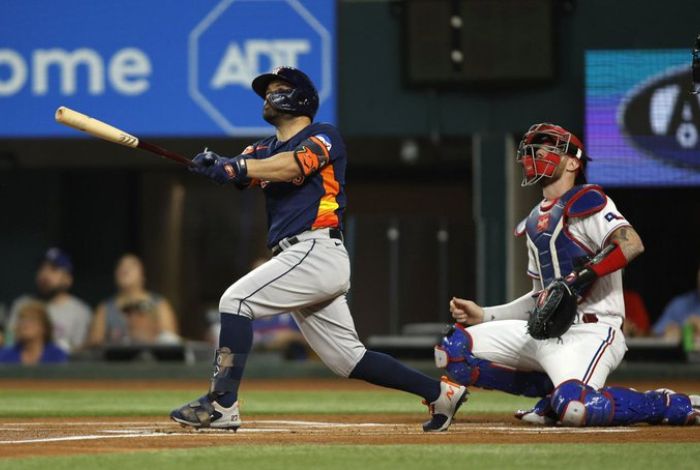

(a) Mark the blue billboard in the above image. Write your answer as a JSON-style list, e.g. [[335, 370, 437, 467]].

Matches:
[[0, 0, 336, 137]]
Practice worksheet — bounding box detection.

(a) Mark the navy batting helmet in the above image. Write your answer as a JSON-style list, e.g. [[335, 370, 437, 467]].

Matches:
[[252, 66, 319, 119]]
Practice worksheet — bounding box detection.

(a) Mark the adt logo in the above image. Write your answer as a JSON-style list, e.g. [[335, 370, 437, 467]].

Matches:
[[189, 0, 331, 136], [620, 65, 700, 169]]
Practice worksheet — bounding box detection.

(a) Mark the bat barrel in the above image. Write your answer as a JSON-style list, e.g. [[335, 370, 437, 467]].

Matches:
[[55, 106, 191, 166]]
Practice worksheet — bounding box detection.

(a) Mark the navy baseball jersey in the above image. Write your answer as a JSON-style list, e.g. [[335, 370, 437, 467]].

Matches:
[[241, 122, 346, 247]]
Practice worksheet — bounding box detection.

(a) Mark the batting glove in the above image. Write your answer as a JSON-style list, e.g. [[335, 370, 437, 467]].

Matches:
[[190, 150, 248, 185]]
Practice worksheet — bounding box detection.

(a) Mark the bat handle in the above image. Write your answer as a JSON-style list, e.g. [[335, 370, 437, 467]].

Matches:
[[137, 141, 192, 166]]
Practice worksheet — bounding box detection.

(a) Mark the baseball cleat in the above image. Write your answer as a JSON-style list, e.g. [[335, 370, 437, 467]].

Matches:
[[422, 376, 469, 432], [170, 394, 242, 431], [689, 395, 700, 424], [515, 395, 557, 426]]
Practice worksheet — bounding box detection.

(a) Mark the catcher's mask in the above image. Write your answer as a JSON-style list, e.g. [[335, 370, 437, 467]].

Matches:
[[516, 123, 586, 186]]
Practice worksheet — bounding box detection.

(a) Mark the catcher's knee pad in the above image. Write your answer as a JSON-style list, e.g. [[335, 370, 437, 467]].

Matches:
[[602, 387, 697, 425], [434, 324, 479, 386], [435, 324, 553, 397], [551, 380, 614, 427]]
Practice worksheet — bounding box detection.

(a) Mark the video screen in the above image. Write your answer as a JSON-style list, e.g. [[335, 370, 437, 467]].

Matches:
[[585, 49, 700, 186]]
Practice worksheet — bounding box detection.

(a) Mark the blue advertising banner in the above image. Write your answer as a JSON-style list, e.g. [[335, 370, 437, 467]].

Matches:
[[0, 0, 336, 137]]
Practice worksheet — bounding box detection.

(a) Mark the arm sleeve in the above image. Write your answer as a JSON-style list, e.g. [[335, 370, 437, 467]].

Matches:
[[483, 281, 540, 322]]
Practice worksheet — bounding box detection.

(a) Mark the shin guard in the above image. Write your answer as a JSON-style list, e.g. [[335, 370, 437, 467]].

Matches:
[[551, 381, 698, 426], [209, 347, 248, 398]]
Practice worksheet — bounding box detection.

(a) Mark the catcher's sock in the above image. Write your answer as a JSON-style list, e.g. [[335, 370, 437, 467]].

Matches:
[[349, 350, 441, 402], [213, 313, 253, 407]]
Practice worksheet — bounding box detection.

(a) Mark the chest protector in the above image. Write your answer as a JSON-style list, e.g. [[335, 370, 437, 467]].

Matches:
[[515, 185, 607, 287]]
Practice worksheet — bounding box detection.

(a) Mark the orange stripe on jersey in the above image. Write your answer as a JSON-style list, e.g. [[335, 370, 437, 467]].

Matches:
[[312, 163, 340, 229]]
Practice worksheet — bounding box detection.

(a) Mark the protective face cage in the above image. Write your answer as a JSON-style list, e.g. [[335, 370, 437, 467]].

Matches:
[[516, 123, 584, 186], [252, 66, 319, 119], [266, 87, 317, 118]]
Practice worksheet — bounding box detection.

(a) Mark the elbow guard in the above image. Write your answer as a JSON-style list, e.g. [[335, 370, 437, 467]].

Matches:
[[293, 136, 330, 177]]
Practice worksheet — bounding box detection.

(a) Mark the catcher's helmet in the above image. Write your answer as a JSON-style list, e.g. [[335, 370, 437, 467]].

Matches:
[[516, 123, 587, 186], [252, 66, 319, 119]]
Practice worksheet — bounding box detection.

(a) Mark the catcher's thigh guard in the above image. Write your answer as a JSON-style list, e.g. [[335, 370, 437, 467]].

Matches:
[[435, 324, 552, 397]]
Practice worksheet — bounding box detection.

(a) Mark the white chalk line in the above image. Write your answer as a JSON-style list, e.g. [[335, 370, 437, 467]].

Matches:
[[1, 421, 162, 427], [1, 420, 384, 428], [0, 420, 640, 444], [248, 420, 385, 428], [0, 429, 292, 444], [0, 433, 172, 445]]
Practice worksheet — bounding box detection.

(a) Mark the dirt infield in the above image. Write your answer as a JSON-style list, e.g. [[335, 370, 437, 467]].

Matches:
[[2, 378, 700, 459]]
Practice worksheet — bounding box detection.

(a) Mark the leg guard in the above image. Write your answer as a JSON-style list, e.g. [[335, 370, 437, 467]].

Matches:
[[434, 324, 553, 397], [603, 387, 698, 425], [551, 380, 698, 426], [209, 347, 248, 396], [551, 380, 614, 426]]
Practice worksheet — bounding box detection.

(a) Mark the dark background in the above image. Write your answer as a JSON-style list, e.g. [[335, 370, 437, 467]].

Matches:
[[1, 0, 699, 339]]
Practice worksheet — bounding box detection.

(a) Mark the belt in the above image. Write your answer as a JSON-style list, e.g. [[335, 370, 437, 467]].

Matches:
[[582, 313, 598, 324], [271, 228, 343, 256]]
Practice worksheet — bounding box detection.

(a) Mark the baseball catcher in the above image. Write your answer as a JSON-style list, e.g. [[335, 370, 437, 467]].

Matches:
[[435, 123, 700, 427]]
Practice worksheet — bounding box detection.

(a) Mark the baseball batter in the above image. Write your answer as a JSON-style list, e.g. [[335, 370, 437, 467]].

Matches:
[[170, 67, 467, 432], [436, 123, 700, 426]]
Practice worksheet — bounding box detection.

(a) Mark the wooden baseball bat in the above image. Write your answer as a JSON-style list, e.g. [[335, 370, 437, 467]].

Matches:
[[54, 106, 192, 166]]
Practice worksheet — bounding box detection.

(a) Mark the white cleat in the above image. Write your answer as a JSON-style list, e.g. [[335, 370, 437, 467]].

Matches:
[[422, 376, 469, 432], [689, 395, 700, 425], [170, 395, 242, 431], [515, 396, 556, 426]]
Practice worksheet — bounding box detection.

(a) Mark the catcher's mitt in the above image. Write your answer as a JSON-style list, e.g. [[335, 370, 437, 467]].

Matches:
[[527, 280, 578, 340]]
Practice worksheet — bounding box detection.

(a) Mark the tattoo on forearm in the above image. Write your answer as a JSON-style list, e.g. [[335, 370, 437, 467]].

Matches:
[[613, 228, 629, 243]]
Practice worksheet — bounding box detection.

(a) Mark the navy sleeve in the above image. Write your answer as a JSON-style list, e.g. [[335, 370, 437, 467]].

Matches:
[[310, 124, 344, 163]]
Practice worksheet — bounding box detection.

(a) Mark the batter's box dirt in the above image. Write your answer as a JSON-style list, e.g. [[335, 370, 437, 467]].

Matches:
[[1, 415, 699, 459]]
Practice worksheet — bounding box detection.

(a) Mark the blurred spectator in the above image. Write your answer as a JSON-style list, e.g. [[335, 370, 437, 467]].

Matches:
[[252, 314, 308, 360], [0, 303, 6, 347], [206, 257, 308, 360], [120, 300, 180, 345], [652, 263, 700, 340], [623, 288, 651, 337], [88, 254, 179, 346], [0, 301, 68, 364], [6, 248, 91, 352]]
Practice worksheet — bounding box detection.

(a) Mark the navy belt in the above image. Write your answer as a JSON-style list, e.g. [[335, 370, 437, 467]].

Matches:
[[271, 228, 343, 256]]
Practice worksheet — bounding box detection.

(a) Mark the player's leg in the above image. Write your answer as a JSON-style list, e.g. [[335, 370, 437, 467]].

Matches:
[[293, 292, 466, 432], [517, 323, 625, 426], [435, 321, 554, 397], [534, 324, 699, 426], [171, 240, 345, 429]]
